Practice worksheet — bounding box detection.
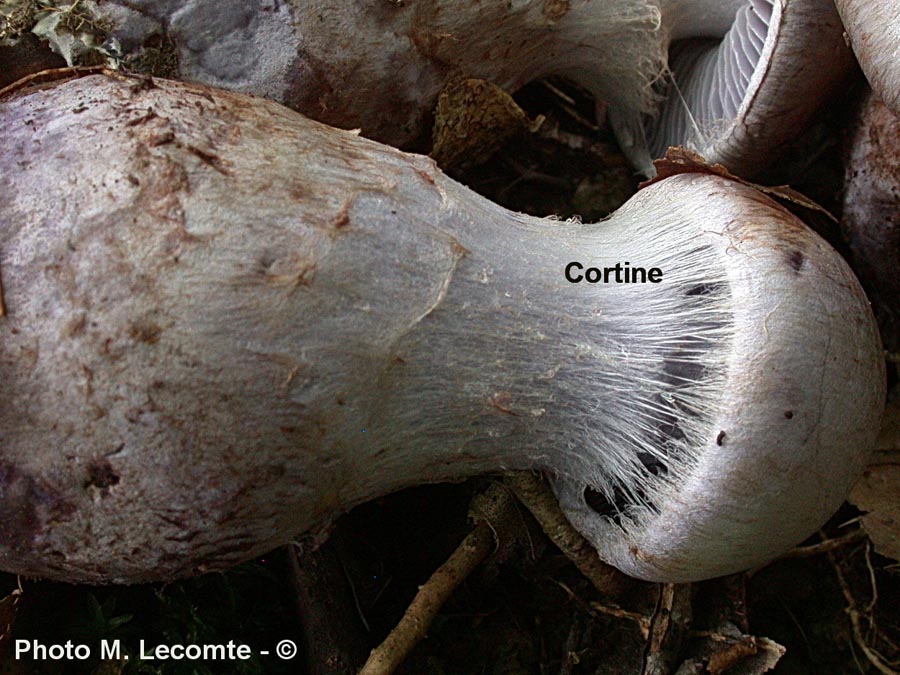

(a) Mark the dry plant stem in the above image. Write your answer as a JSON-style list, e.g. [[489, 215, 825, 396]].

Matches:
[[828, 545, 898, 675], [589, 599, 652, 638], [0, 64, 104, 98], [779, 527, 866, 559], [504, 472, 631, 598], [642, 583, 693, 675], [358, 495, 505, 675]]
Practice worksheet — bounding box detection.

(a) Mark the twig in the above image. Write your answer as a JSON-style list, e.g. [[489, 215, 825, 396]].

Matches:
[[588, 600, 652, 638], [541, 79, 577, 106], [559, 614, 584, 675], [504, 472, 631, 598], [539, 79, 600, 131], [358, 484, 512, 675], [780, 527, 867, 559], [865, 542, 879, 615], [0, 265, 5, 318], [641, 583, 692, 675], [828, 543, 899, 674], [0, 64, 106, 100], [553, 578, 652, 640]]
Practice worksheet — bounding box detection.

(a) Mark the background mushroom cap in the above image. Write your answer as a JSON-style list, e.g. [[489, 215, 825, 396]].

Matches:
[[0, 75, 884, 583], [841, 91, 900, 351]]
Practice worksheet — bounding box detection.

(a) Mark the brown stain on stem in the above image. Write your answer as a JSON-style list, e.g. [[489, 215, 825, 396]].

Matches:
[[179, 142, 233, 176], [332, 199, 352, 229], [542, 0, 570, 23]]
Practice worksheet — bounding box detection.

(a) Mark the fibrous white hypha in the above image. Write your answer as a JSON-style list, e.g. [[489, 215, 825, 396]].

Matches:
[[0, 76, 883, 583]]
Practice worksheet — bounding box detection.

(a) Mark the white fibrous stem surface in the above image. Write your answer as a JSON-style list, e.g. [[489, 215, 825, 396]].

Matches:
[[0, 76, 883, 583]]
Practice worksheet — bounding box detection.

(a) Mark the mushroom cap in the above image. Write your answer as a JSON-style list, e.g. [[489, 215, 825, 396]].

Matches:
[[0, 75, 884, 583], [93, 0, 852, 176], [554, 181, 886, 580], [833, 0, 900, 115]]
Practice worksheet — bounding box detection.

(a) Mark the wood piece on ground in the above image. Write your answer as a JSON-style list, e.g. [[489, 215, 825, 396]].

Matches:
[[677, 634, 785, 675], [679, 574, 785, 673]]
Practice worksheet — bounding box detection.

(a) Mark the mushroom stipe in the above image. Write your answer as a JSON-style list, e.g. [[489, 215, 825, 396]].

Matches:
[[0, 75, 885, 584]]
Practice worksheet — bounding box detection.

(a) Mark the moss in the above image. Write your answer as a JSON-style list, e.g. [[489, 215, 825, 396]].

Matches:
[[123, 34, 180, 79]]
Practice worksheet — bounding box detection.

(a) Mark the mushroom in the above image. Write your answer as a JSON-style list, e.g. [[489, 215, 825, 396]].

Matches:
[[832, 2, 900, 350], [93, 0, 852, 176], [832, 0, 900, 114], [841, 91, 900, 351], [0, 75, 884, 584], [831, 1, 900, 348]]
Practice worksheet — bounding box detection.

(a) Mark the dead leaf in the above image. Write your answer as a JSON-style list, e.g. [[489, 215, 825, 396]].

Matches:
[[0, 587, 22, 655], [849, 398, 900, 563], [641, 148, 837, 223], [875, 397, 900, 453], [850, 464, 900, 562], [430, 77, 529, 171]]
